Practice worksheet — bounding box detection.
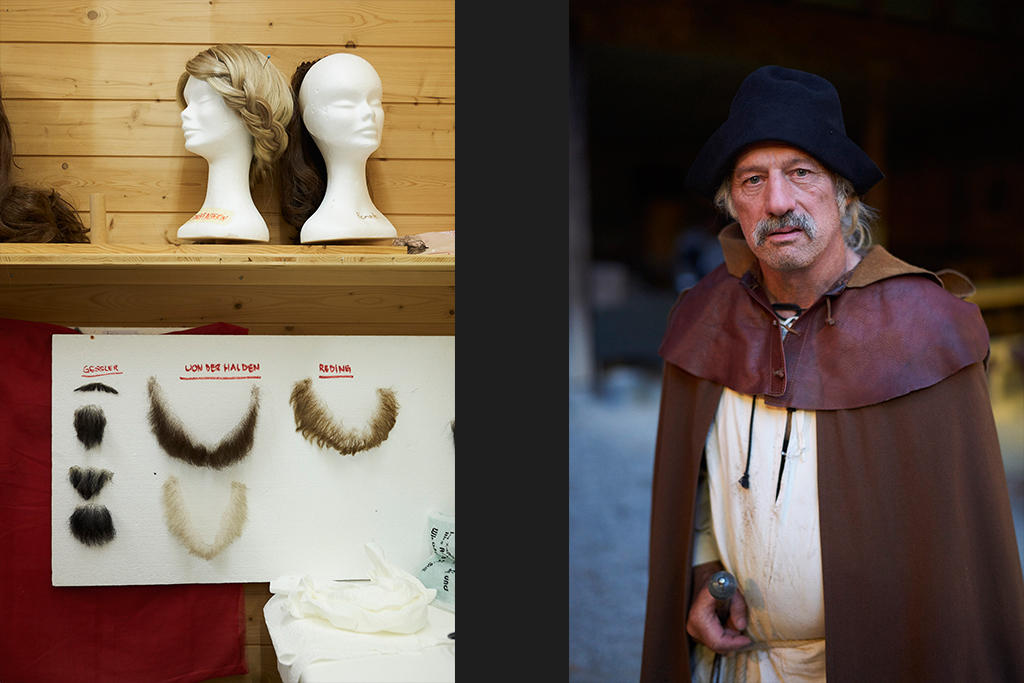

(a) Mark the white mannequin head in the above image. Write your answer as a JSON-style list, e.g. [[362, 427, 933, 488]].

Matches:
[[181, 76, 253, 161], [175, 44, 292, 242], [299, 53, 384, 163], [289, 53, 396, 243]]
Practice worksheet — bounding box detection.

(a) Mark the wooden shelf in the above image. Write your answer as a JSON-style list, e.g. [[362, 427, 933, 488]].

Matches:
[[0, 244, 455, 335]]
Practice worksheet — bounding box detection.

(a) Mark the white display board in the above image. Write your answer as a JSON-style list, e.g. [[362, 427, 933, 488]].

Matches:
[[51, 334, 454, 586]]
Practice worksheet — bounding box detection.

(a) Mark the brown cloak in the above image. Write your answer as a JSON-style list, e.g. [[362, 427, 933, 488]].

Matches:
[[640, 226, 1024, 682]]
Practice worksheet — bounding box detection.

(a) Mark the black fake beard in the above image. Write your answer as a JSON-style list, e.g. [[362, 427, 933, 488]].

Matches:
[[69, 504, 116, 546], [74, 382, 119, 395], [68, 466, 113, 500], [74, 405, 106, 449]]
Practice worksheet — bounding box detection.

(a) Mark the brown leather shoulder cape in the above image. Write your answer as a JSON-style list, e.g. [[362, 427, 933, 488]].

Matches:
[[640, 225, 1024, 682]]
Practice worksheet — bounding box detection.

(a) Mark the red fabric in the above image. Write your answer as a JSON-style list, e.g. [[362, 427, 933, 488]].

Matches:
[[0, 318, 249, 683]]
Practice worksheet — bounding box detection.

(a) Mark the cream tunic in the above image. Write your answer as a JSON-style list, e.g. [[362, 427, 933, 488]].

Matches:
[[691, 386, 826, 682]]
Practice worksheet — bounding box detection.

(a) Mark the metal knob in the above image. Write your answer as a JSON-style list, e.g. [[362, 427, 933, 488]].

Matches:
[[708, 570, 737, 601]]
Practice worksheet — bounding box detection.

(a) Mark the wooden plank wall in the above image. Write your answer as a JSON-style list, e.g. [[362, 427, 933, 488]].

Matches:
[[0, 3, 453, 681], [0, 0, 455, 246]]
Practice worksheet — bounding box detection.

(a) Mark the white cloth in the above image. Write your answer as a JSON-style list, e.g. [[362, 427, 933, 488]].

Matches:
[[264, 596, 454, 683], [692, 387, 826, 682], [266, 542, 452, 683], [270, 542, 436, 634]]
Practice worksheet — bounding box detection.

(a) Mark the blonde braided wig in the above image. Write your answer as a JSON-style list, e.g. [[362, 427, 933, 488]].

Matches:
[[176, 44, 293, 184]]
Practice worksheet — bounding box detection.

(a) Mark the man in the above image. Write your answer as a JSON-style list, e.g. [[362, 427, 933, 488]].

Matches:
[[640, 65, 1024, 682]]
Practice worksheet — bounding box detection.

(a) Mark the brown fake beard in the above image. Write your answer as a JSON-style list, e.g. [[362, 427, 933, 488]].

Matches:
[[288, 379, 399, 455], [146, 377, 259, 469]]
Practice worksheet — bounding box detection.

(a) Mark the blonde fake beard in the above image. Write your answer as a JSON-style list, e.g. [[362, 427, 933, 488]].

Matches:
[[162, 476, 248, 560]]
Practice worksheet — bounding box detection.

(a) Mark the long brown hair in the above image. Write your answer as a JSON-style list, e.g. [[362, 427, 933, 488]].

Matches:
[[0, 80, 89, 242], [277, 60, 327, 241]]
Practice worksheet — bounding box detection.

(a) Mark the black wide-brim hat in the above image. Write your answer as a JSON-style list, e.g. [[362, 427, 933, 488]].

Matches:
[[685, 65, 884, 198]]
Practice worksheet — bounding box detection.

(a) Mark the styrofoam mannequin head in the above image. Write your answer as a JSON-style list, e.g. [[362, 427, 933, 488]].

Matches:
[[298, 53, 384, 161], [291, 53, 396, 242], [174, 44, 292, 242], [176, 43, 293, 183], [180, 76, 252, 160], [176, 75, 268, 242]]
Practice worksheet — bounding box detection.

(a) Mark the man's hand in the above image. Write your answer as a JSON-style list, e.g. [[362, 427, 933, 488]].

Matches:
[[687, 561, 752, 654]]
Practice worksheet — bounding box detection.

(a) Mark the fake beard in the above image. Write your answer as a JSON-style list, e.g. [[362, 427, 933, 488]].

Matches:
[[74, 405, 106, 449], [288, 379, 399, 455], [162, 476, 248, 560], [74, 382, 119, 394], [146, 377, 259, 469], [69, 504, 116, 546], [68, 466, 113, 500]]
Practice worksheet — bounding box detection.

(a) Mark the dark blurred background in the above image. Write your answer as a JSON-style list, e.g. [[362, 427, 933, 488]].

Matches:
[[569, 2, 1024, 681]]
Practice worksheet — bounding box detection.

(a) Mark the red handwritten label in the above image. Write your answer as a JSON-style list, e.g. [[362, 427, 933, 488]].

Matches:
[[82, 364, 123, 378], [180, 361, 261, 380], [188, 210, 233, 224], [318, 363, 353, 379]]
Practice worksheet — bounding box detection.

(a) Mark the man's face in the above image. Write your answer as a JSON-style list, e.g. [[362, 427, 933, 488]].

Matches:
[[729, 143, 845, 273]]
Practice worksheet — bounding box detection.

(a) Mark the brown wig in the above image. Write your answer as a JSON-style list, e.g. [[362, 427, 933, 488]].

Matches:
[[0, 81, 88, 243], [276, 60, 327, 241]]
